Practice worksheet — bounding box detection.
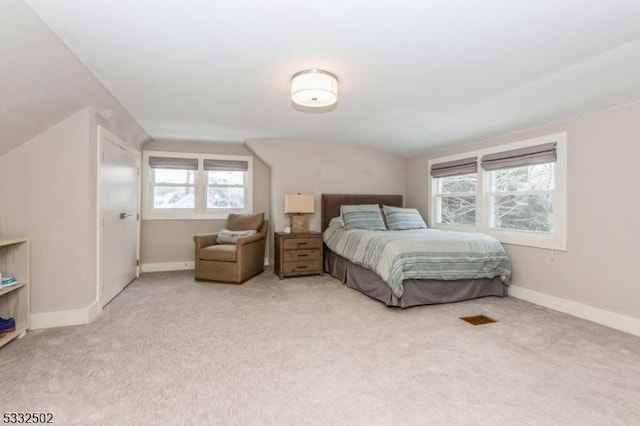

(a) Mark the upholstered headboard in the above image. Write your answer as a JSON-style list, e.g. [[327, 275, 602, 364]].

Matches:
[[321, 194, 403, 231]]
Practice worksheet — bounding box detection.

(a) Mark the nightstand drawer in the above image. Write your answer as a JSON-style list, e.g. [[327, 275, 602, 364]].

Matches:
[[283, 237, 322, 250], [284, 259, 321, 274], [283, 249, 321, 262]]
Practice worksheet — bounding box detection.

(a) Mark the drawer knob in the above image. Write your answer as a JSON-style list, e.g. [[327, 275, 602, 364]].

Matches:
[[297, 254, 308, 257]]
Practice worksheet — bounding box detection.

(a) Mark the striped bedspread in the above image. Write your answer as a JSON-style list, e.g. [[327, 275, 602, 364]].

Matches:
[[323, 224, 512, 298]]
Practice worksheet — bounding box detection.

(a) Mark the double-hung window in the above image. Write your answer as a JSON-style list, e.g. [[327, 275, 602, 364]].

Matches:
[[483, 143, 556, 234], [143, 151, 253, 220], [428, 133, 566, 250], [431, 157, 478, 226], [149, 157, 197, 209], [204, 159, 248, 210]]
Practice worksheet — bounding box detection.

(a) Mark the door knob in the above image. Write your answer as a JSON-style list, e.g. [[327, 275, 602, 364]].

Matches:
[[120, 213, 132, 219]]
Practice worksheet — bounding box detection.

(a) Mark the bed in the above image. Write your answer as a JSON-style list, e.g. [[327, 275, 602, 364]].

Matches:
[[321, 194, 511, 308]]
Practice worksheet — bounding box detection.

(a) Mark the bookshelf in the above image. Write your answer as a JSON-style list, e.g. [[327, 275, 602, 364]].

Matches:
[[0, 236, 30, 349]]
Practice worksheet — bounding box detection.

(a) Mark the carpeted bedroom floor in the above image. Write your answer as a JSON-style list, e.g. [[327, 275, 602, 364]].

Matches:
[[2, 270, 639, 425]]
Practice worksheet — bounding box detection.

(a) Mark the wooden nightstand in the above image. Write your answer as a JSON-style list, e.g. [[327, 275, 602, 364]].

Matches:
[[274, 232, 323, 279]]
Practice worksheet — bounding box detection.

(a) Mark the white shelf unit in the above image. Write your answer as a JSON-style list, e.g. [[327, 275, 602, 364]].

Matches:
[[0, 236, 30, 349]]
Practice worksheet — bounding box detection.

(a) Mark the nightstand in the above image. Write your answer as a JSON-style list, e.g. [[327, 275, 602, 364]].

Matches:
[[274, 232, 323, 279]]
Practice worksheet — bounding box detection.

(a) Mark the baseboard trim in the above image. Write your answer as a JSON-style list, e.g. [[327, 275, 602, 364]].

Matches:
[[30, 300, 102, 330], [508, 285, 640, 337], [143, 259, 268, 272], [87, 300, 101, 322], [141, 261, 195, 273]]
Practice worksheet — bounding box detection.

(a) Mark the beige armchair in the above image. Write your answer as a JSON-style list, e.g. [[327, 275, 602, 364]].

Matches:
[[194, 213, 268, 284]]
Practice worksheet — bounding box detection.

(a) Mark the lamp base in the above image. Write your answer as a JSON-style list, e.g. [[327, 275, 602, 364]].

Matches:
[[291, 215, 309, 233]]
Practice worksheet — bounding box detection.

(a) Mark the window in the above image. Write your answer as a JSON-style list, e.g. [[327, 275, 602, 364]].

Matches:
[[434, 173, 477, 226], [487, 163, 554, 232], [149, 157, 197, 209], [143, 151, 253, 220], [204, 159, 249, 210], [431, 156, 478, 226], [428, 133, 567, 250]]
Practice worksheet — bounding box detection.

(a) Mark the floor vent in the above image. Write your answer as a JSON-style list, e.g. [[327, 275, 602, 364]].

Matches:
[[460, 315, 497, 326]]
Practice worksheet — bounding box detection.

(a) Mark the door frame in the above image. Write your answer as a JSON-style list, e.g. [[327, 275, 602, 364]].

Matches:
[[96, 125, 141, 308]]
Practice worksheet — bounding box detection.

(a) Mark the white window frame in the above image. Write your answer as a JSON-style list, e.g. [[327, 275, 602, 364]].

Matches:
[[428, 132, 567, 250], [142, 150, 253, 220]]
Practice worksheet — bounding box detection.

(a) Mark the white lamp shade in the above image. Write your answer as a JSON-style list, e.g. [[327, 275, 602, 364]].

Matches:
[[284, 194, 315, 214], [291, 69, 338, 107]]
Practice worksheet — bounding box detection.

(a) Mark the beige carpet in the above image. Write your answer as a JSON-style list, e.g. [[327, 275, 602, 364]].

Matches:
[[2, 270, 639, 425]]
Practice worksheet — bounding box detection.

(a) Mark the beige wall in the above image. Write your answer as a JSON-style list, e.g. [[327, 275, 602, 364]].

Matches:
[[407, 102, 640, 320], [0, 104, 145, 326], [0, 0, 149, 325], [246, 138, 408, 258], [140, 139, 270, 265], [141, 138, 405, 265], [0, 109, 94, 313], [0, 0, 148, 157]]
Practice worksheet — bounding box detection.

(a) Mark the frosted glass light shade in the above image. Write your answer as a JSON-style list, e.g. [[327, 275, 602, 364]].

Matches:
[[284, 194, 315, 214], [291, 69, 338, 107]]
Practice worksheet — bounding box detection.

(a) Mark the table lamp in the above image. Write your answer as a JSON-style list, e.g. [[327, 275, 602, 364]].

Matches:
[[284, 194, 314, 233]]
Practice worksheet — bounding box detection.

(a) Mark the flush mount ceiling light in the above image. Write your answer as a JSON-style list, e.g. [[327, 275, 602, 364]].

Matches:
[[291, 69, 338, 107]]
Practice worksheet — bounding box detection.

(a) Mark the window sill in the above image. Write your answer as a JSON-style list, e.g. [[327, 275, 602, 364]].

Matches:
[[486, 228, 567, 251], [431, 224, 567, 251], [143, 210, 250, 221]]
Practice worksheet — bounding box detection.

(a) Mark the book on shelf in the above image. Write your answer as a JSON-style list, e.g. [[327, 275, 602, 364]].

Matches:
[[0, 277, 18, 288]]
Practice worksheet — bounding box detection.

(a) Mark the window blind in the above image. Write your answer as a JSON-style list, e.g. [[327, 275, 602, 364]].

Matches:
[[430, 157, 478, 178], [148, 156, 198, 170], [481, 142, 556, 171], [203, 159, 249, 172]]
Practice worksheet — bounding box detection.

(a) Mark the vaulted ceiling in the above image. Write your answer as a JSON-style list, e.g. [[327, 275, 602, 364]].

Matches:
[[13, 0, 640, 156]]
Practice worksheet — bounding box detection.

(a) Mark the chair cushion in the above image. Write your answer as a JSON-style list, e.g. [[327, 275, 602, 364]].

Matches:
[[227, 213, 264, 231], [199, 245, 237, 262]]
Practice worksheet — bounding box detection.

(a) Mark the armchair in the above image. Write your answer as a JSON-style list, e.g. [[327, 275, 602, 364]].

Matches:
[[194, 213, 268, 284]]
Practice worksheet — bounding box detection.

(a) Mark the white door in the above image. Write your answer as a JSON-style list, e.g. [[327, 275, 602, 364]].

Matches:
[[99, 127, 139, 307]]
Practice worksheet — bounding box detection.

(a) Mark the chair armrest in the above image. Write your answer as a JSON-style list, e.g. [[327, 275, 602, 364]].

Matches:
[[193, 233, 218, 250], [236, 231, 267, 281], [236, 232, 266, 247]]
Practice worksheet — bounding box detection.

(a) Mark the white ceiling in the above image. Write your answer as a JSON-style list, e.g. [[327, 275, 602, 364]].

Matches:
[[24, 0, 640, 156]]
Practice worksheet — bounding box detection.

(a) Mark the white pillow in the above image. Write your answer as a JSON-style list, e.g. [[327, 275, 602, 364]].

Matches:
[[216, 228, 257, 244]]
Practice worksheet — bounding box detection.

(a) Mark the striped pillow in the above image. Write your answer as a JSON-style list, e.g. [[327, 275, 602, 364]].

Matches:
[[382, 206, 427, 230], [341, 204, 387, 230]]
